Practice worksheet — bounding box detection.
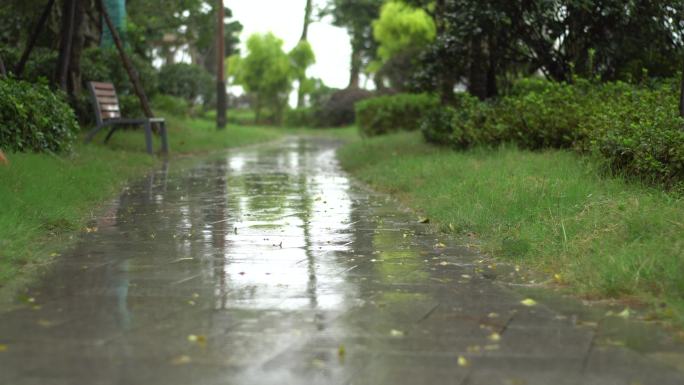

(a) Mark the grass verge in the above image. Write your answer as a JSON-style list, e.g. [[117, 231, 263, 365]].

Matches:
[[338, 131, 684, 322], [0, 113, 283, 287]]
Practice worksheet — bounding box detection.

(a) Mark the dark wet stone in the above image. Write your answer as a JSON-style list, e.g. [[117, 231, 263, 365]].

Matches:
[[1, 137, 683, 384]]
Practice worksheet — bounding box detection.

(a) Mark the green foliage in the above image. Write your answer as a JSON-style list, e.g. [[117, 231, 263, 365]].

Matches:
[[584, 85, 684, 187], [289, 41, 316, 79], [356, 93, 438, 136], [151, 94, 191, 117], [372, 2, 435, 64], [284, 108, 315, 128], [420, 78, 684, 188], [158, 63, 214, 106], [81, 48, 158, 98], [229, 33, 293, 124], [0, 78, 78, 153]]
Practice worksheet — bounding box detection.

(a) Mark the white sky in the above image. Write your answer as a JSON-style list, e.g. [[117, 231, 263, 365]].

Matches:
[[228, 0, 352, 90]]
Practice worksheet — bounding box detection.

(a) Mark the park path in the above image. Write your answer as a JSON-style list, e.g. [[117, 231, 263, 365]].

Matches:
[[1, 137, 684, 385]]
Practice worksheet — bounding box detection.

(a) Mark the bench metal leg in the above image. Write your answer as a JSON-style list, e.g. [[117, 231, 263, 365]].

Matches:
[[160, 122, 169, 155], [84, 125, 104, 143], [144, 121, 153, 155], [104, 126, 118, 143]]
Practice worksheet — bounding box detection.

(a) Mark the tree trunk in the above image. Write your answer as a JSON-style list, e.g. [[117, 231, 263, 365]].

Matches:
[[16, 0, 56, 76], [0, 56, 6, 77], [680, 59, 684, 119], [297, 79, 306, 108], [55, 0, 77, 91], [468, 34, 487, 100], [486, 33, 498, 98], [434, 0, 454, 105], [348, 44, 361, 89], [300, 0, 313, 42], [68, 0, 86, 96], [216, 0, 226, 129], [99, 0, 154, 119]]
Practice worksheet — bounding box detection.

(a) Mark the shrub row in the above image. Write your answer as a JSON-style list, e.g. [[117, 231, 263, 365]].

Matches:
[[0, 78, 78, 153], [355, 93, 438, 136], [421, 79, 684, 187]]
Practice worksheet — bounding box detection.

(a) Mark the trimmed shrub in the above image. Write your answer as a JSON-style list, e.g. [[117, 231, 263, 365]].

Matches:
[[421, 93, 503, 148], [158, 63, 214, 106], [0, 78, 78, 153], [313, 88, 372, 127], [356, 93, 438, 136], [583, 85, 684, 186]]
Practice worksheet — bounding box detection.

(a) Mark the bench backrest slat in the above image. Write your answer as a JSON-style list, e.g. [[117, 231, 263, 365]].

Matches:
[[88, 81, 121, 125]]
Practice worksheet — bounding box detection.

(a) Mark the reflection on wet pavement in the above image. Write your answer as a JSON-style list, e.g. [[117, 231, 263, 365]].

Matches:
[[1, 137, 684, 385]]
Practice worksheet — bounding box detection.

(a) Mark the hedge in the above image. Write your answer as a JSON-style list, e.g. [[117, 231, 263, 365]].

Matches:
[[356, 93, 439, 136]]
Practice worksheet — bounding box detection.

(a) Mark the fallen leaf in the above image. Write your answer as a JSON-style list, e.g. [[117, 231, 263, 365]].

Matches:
[[467, 345, 481, 353], [521, 298, 537, 307], [483, 344, 500, 351], [338, 344, 346, 358], [458, 355, 470, 367], [553, 273, 563, 283], [37, 319, 53, 327], [418, 217, 430, 224], [488, 332, 501, 342], [488, 312, 499, 319], [618, 308, 630, 319], [0, 344, 7, 352], [390, 329, 404, 337], [187, 300, 196, 306], [435, 242, 447, 248]]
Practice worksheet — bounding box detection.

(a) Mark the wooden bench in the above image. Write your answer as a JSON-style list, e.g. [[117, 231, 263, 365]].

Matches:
[[85, 82, 168, 155]]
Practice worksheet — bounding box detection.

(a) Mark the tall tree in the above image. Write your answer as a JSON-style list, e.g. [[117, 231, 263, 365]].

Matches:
[[301, 0, 313, 41], [324, 0, 383, 88]]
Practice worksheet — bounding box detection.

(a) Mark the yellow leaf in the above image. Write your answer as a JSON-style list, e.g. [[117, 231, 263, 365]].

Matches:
[[0, 344, 7, 352], [435, 242, 447, 248], [458, 355, 469, 367], [554, 273, 563, 283], [390, 329, 404, 337], [618, 308, 630, 319], [171, 355, 192, 365], [521, 298, 537, 307], [488, 332, 501, 342], [338, 344, 346, 357]]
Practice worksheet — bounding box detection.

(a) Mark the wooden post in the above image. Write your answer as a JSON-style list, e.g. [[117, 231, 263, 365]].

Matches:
[[99, 0, 154, 119], [16, 0, 56, 76], [216, 0, 227, 129]]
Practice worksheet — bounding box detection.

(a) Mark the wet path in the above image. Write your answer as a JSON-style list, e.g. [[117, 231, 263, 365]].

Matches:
[[1, 137, 684, 385]]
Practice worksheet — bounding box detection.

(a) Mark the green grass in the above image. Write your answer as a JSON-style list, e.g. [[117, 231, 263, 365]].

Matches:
[[339, 131, 684, 321], [0, 113, 283, 287]]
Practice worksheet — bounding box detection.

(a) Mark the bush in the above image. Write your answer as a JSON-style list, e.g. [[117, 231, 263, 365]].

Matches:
[[421, 93, 503, 148], [313, 88, 372, 127], [0, 78, 78, 153], [356, 93, 438, 136], [158, 63, 214, 107], [420, 78, 684, 188], [284, 107, 314, 127], [583, 85, 684, 186], [151, 94, 190, 116]]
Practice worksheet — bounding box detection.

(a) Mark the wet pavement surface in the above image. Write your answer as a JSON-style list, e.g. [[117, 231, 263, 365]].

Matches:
[[2, 137, 684, 385]]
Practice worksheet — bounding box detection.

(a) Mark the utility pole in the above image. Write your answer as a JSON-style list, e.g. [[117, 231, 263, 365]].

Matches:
[[216, 0, 227, 129]]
